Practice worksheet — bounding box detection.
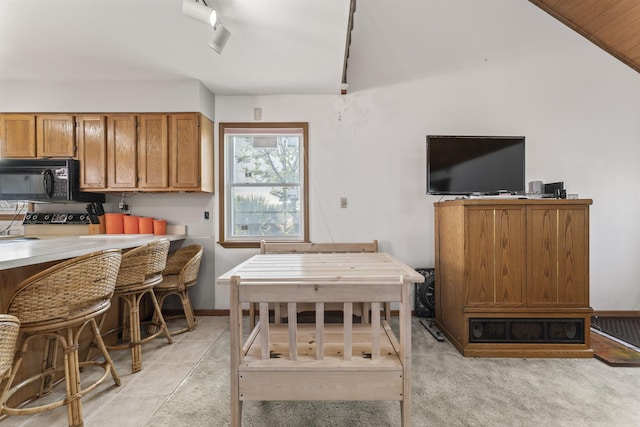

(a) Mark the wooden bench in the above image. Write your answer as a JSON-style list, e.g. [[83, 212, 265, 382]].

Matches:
[[229, 272, 413, 426]]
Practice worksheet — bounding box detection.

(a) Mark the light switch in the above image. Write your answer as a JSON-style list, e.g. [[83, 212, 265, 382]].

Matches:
[[340, 197, 347, 208]]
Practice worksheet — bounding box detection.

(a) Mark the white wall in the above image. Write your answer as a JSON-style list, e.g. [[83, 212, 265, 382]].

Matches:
[[214, 6, 640, 311], [0, 80, 215, 120]]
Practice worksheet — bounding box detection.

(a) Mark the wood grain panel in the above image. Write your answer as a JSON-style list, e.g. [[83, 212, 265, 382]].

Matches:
[[138, 114, 169, 189], [530, 0, 640, 73], [107, 114, 137, 189], [77, 115, 107, 189], [557, 207, 588, 304], [0, 114, 36, 158], [494, 207, 525, 304], [36, 114, 75, 157], [527, 207, 558, 305], [466, 209, 494, 304]]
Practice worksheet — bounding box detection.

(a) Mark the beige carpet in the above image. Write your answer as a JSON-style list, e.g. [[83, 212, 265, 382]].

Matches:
[[146, 319, 640, 427]]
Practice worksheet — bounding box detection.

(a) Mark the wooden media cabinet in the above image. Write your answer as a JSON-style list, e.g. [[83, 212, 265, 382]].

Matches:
[[434, 198, 593, 358]]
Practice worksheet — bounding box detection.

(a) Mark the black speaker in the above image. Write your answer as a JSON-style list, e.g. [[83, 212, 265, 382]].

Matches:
[[414, 268, 435, 318], [468, 318, 584, 343]]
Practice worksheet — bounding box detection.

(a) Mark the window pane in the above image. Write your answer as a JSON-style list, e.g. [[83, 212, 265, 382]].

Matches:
[[230, 135, 301, 185], [230, 186, 301, 237]]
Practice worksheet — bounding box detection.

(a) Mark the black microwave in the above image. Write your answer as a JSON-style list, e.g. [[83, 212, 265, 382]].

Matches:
[[0, 158, 105, 203]]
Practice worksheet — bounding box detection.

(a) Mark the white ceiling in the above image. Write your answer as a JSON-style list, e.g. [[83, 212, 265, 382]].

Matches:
[[0, 0, 351, 96], [1, 1, 610, 99]]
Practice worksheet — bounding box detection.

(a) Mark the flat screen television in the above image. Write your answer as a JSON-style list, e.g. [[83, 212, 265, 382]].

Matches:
[[426, 135, 525, 195]]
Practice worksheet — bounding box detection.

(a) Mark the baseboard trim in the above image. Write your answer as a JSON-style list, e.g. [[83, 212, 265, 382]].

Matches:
[[592, 310, 640, 318]]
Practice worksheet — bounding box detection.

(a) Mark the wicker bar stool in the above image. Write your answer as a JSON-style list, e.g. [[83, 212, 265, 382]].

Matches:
[[0, 314, 20, 410], [94, 238, 172, 373], [0, 249, 122, 427], [153, 245, 203, 336]]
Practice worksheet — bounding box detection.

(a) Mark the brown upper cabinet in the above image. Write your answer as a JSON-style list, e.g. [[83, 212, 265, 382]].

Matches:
[[0, 113, 76, 158], [169, 113, 214, 192], [77, 112, 213, 193], [138, 114, 170, 190], [36, 114, 76, 157], [1, 112, 213, 193], [77, 115, 108, 190], [107, 114, 138, 190], [0, 114, 37, 158]]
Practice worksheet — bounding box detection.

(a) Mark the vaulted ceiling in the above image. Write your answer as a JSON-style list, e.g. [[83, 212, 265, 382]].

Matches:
[[530, 0, 640, 73], [0, 1, 638, 99]]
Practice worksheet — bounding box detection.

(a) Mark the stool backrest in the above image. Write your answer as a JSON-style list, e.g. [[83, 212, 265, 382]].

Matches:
[[163, 245, 203, 286], [0, 314, 20, 381], [116, 238, 170, 287], [5, 249, 122, 325]]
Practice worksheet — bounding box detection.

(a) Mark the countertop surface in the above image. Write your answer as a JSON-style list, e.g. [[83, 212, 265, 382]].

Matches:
[[0, 234, 186, 270]]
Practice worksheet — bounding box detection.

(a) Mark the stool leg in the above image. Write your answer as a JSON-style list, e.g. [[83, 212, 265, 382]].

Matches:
[[89, 318, 121, 386], [128, 294, 143, 373], [149, 291, 173, 344], [39, 337, 59, 397], [181, 290, 197, 331], [63, 327, 83, 427]]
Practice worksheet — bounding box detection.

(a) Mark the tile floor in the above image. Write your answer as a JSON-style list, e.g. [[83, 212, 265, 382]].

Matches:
[[0, 316, 228, 427]]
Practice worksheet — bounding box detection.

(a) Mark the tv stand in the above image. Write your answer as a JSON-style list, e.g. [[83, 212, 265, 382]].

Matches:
[[434, 198, 593, 358], [468, 194, 529, 200]]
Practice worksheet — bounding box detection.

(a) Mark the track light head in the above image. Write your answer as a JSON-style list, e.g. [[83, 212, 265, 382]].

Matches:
[[183, 0, 217, 27], [209, 22, 231, 54]]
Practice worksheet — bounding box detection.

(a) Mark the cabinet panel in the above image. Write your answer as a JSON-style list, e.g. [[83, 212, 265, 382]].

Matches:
[[494, 208, 525, 304], [466, 207, 525, 306], [557, 208, 588, 305], [527, 208, 558, 304], [77, 115, 107, 189], [0, 114, 36, 158], [466, 209, 495, 304], [169, 113, 200, 189], [36, 114, 76, 157], [107, 114, 138, 189], [138, 114, 169, 189]]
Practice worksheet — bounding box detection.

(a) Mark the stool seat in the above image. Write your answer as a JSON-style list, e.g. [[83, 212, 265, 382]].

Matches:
[[0, 249, 122, 427]]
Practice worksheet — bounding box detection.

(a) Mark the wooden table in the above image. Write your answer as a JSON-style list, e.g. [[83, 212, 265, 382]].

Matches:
[[218, 252, 424, 427]]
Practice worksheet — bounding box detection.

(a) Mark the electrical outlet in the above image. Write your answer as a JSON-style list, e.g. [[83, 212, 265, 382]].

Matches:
[[340, 197, 348, 208]]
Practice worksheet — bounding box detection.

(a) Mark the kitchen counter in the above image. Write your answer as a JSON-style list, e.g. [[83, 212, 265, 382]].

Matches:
[[0, 234, 186, 270]]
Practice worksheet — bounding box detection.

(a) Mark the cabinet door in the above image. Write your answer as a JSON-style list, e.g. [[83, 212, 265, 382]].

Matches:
[[77, 115, 107, 189], [138, 114, 169, 189], [107, 114, 138, 189], [169, 113, 201, 190], [36, 114, 76, 157], [465, 207, 525, 306], [527, 206, 589, 306], [0, 114, 36, 158]]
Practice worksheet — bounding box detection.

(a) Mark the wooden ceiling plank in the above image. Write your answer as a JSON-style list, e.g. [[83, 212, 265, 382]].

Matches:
[[592, 3, 640, 51], [528, 0, 640, 73], [582, 0, 638, 34], [546, 0, 617, 30]]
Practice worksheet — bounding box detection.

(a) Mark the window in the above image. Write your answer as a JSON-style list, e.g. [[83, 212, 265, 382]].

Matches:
[[218, 123, 309, 248]]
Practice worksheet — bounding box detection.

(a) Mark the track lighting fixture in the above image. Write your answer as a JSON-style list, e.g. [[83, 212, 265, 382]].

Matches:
[[182, 0, 231, 54]]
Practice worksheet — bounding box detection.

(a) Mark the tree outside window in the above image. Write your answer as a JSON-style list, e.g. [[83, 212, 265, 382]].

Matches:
[[219, 123, 309, 248]]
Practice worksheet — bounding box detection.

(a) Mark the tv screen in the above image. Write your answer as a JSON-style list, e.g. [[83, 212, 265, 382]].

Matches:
[[426, 135, 525, 195]]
